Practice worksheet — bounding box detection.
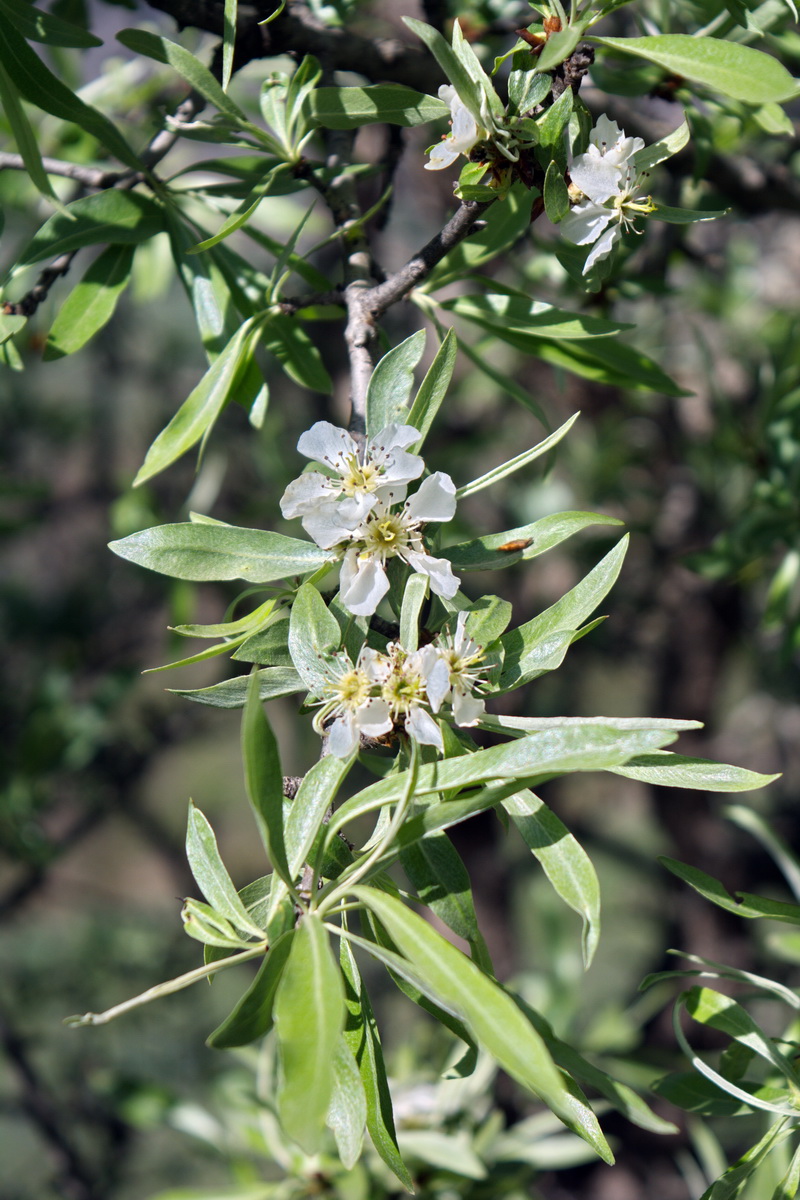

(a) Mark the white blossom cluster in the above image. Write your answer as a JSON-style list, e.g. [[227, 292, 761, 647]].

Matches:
[[561, 115, 655, 273], [281, 422, 460, 617], [312, 612, 487, 757]]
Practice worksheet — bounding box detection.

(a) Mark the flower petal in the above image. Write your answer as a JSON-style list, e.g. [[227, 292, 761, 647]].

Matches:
[[570, 157, 624, 204], [339, 551, 390, 616], [584, 223, 620, 272], [560, 202, 615, 247], [424, 655, 451, 713], [425, 141, 462, 170], [452, 687, 485, 727], [405, 705, 443, 749], [404, 549, 460, 599], [280, 471, 331, 518], [405, 472, 457, 523], [297, 421, 356, 469], [355, 697, 393, 739], [328, 713, 359, 758]]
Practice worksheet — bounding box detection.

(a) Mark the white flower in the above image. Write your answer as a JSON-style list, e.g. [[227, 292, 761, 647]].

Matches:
[[380, 644, 443, 749], [312, 646, 392, 757], [425, 84, 483, 171], [281, 422, 424, 548], [561, 115, 655, 274], [423, 611, 486, 726], [338, 473, 460, 617]]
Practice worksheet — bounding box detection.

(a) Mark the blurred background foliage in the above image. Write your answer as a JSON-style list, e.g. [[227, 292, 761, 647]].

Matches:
[[3, 0, 800, 1198]]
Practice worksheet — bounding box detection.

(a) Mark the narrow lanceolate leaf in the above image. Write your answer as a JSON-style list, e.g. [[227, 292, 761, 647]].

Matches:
[[498, 329, 689, 397], [609, 751, 779, 792], [406, 328, 457, 451], [339, 939, 413, 1191], [288, 582, 342, 692], [1, 23, 141, 168], [444, 511, 623, 572], [309, 84, 449, 128], [352, 888, 613, 1162], [328, 724, 676, 839], [443, 295, 631, 341], [632, 119, 690, 172], [44, 244, 135, 359], [400, 832, 492, 970], [273, 915, 345, 1154], [222, 0, 237, 91], [503, 789, 600, 968], [170, 667, 304, 708], [207, 930, 294, 1048], [685, 987, 800, 1081], [0, 58, 60, 205], [592, 35, 799, 104], [186, 804, 266, 939], [403, 17, 486, 126], [365, 331, 427, 438], [133, 319, 257, 485], [326, 1037, 368, 1170], [399, 571, 428, 653], [109, 522, 329, 583], [116, 29, 250, 123], [242, 671, 291, 884], [457, 413, 579, 499], [17, 192, 163, 267], [0, 0, 103, 47], [500, 536, 628, 690], [660, 858, 800, 925], [698, 1122, 792, 1200]]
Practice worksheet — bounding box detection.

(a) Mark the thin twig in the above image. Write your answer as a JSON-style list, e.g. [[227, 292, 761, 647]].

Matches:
[[0, 153, 130, 187]]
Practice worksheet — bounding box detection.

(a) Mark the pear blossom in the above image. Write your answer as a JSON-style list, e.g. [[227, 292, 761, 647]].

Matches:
[[338, 473, 460, 617], [561, 115, 655, 274], [380, 643, 443, 749], [423, 611, 486, 726], [280, 422, 424, 548], [312, 646, 392, 757], [425, 84, 483, 171]]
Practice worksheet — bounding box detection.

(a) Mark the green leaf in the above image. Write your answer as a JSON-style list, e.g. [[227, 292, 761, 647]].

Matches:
[[365, 331, 427, 438], [0, 59, 61, 206], [592, 35, 800, 104], [508, 54, 551, 113], [699, 1122, 792, 1198], [288, 582, 342, 691], [462, 594, 512, 646], [1, 22, 141, 168], [399, 571, 429, 653], [610, 752, 780, 792], [632, 119, 690, 172], [0, 0, 103, 47], [425, 184, 533, 289], [652, 204, 728, 224], [443, 294, 631, 341], [17, 191, 163, 266], [457, 413, 579, 499], [339, 938, 413, 1191], [329, 723, 676, 840], [351, 887, 613, 1161], [170, 667, 304, 708], [134, 318, 258, 485], [273, 914, 345, 1153], [242, 671, 291, 884], [0, 313, 26, 345], [44, 244, 135, 359], [109, 522, 329, 583], [686, 987, 800, 1079], [772, 1142, 800, 1200], [222, 0, 237, 91], [500, 536, 628, 689], [403, 17, 488, 127], [535, 86, 573, 150], [444, 510, 623, 572], [503, 789, 600, 968], [116, 29, 252, 123], [536, 26, 585, 75], [406, 328, 457, 451], [262, 312, 332, 392], [207, 930, 294, 1048], [188, 165, 292, 253], [497, 328, 689, 396], [182, 898, 253, 949], [660, 857, 800, 924], [400, 832, 492, 970], [308, 84, 449, 128], [543, 159, 570, 223], [326, 1036, 367, 1169], [186, 803, 266, 939]]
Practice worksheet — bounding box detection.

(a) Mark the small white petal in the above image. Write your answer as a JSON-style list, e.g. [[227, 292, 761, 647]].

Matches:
[[355, 697, 393, 739], [561, 202, 615, 247], [359, 646, 392, 684], [425, 141, 462, 170], [404, 549, 460, 599], [280, 471, 331, 518], [570, 157, 625, 204], [584, 224, 620, 272], [297, 421, 356, 468], [425, 655, 451, 713], [302, 497, 372, 550], [452, 687, 485, 727], [339, 552, 390, 616], [328, 713, 359, 757], [405, 472, 457, 523], [405, 706, 443, 748], [370, 423, 421, 453]]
